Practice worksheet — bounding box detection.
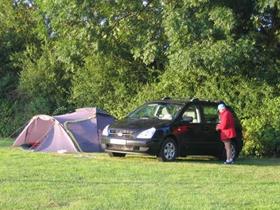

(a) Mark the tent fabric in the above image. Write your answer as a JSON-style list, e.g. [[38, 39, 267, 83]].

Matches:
[[13, 108, 115, 153], [34, 121, 77, 153], [14, 115, 55, 147], [66, 119, 99, 152]]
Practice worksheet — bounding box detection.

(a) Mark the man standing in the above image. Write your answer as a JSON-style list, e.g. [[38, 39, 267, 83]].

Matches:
[[216, 103, 236, 164]]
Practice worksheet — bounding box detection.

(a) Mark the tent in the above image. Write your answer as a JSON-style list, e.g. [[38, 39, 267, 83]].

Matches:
[[13, 108, 115, 153]]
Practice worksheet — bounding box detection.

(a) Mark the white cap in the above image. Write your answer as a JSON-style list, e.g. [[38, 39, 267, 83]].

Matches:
[[217, 104, 226, 111]]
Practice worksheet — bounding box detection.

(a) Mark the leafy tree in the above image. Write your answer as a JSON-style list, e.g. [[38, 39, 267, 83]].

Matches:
[[0, 0, 280, 156], [129, 0, 280, 156], [20, 0, 167, 117], [0, 0, 42, 136]]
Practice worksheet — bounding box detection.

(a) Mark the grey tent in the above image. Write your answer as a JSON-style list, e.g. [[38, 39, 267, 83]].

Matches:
[[13, 108, 115, 153]]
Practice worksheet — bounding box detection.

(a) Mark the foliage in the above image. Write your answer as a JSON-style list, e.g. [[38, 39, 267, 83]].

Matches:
[[0, 100, 16, 137], [243, 97, 280, 157], [126, 67, 275, 120], [19, 44, 72, 111], [0, 0, 280, 156], [70, 53, 150, 118], [0, 0, 43, 137]]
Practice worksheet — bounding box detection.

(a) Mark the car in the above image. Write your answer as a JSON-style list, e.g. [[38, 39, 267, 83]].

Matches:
[[101, 98, 243, 161]]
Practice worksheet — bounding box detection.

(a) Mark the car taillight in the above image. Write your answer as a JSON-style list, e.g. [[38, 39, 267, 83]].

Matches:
[[173, 125, 190, 135]]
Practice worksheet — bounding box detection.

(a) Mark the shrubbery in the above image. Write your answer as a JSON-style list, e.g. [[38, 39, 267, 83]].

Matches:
[[0, 100, 15, 137], [1, 0, 280, 157], [242, 97, 280, 157]]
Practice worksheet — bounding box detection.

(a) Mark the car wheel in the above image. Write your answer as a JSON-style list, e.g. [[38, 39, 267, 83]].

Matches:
[[218, 141, 237, 161], [108, 152, 126, 157], [158, 137, 177, 162], [231, 142, 237, 160]]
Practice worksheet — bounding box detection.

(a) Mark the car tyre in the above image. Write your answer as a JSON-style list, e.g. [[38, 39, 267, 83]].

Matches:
[[158, 137, 177, 162], [108, 152, 126, 157], [218, 141, 237, 161]]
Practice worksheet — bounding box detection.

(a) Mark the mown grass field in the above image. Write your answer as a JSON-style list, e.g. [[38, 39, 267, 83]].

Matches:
[[0, 138, 280, 210]]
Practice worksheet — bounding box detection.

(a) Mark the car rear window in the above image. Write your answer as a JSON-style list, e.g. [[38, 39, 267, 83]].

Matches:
[[202, 105, 219, 123]]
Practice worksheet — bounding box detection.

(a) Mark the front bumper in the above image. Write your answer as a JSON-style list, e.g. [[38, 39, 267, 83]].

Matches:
[[101, 136, 161, 155]]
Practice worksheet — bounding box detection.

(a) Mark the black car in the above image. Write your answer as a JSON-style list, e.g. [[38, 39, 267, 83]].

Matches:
[[101, 98, 243, 161]]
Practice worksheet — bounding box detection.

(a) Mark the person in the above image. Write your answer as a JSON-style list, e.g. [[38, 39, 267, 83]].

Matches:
[[216, 103, 236, 164]]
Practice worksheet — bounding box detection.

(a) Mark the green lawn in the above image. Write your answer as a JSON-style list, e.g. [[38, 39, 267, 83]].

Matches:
[[0, 138, 280, 210]]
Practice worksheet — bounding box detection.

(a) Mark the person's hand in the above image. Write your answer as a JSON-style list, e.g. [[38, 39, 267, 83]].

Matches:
[[216, 124, 220, 131]]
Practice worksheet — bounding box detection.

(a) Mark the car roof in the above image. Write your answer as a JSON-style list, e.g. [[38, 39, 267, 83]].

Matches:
[[147, 98, 219, 105], [147, 100, 186, 105]]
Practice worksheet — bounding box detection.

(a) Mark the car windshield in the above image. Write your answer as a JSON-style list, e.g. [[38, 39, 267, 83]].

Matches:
[[127, 103, 184, 120]]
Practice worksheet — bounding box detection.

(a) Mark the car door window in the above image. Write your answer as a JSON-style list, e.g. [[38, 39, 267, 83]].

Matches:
[[158, 107, 173, 120], [181, 105, 200, 123], [202, 105, 219, 123]]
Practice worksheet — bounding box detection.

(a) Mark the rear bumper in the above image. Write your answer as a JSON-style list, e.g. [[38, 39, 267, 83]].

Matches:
[[101, 136, 161, 155]]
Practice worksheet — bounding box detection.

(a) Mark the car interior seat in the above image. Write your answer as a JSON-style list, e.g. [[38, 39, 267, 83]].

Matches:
[[160, 107, 172, 120], [183, 111, 198, 123]]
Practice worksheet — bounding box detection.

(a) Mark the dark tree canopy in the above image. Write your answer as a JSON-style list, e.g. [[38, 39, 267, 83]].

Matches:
[[0, 0, 280, 156]]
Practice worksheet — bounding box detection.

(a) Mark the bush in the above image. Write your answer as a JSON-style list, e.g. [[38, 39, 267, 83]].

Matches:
[[242, 97, 280, 157], [70, 54, 150, 118], [0, 100, 15, 137], [0, 96, 53, 138], [128, 67, 275, 118]]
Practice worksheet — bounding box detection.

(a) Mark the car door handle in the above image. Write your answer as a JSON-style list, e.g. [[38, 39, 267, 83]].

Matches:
[[202, 126, 212, 131]]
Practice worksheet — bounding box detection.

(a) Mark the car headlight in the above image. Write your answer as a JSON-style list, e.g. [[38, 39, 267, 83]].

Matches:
[[136, 127, 156, 139], [102, 125, 110, 136]]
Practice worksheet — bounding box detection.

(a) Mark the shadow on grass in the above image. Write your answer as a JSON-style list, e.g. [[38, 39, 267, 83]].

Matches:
[[176, 156, 280, 166], [231, 157, 280, 166], [2, 178, 276, 186], [0, 138, 14, 147], [1, 138, 279, 166], [178, 157, 280, 166], [125, 154, 280, 166]]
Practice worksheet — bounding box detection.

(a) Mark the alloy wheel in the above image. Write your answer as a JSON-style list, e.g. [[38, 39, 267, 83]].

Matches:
[[163, 142, 176, 160], [231, 144, 236, 160]]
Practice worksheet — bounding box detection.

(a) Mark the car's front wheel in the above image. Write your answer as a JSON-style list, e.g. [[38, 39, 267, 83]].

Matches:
[[158, 137, 177, 162], [108, 152, 126, 157]]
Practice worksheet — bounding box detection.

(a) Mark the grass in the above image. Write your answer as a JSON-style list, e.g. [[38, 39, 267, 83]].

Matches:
[[0, 138, 280, 210]]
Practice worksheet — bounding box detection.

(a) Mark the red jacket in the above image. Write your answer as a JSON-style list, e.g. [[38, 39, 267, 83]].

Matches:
[[216, 109, 236, 141]]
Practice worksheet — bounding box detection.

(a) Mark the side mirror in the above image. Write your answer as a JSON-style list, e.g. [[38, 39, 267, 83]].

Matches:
[[182, 116, 193, 123]]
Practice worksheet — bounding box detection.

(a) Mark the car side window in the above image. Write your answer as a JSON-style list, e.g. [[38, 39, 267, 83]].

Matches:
[[202, 105, 219, 123], [158, 107, 173, 120], [181, 105, 200, 123]]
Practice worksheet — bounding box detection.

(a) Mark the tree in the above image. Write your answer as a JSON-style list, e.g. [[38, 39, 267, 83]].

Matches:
[[18, 0, 167, 117], [0, 0, 42, 136]]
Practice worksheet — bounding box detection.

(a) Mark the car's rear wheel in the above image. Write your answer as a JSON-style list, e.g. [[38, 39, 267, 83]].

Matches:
[[158, 137, 177, 162], [108, 152, 126, 157], [218, 141, 237, 161]]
